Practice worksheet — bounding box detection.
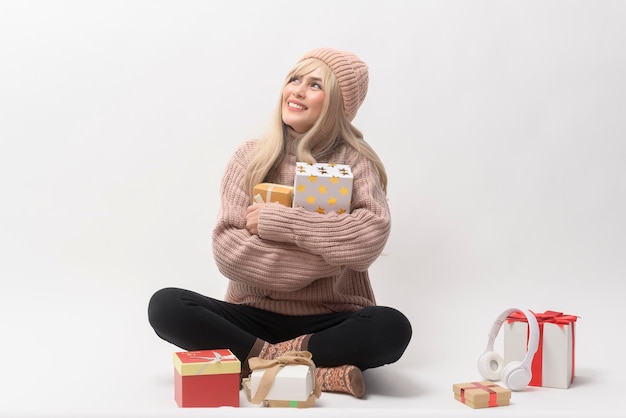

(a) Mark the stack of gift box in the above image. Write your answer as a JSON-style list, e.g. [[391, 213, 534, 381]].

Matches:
[[253, 162, 354, 214]]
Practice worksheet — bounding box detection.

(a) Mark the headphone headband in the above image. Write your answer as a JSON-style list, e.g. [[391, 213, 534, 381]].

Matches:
[[479, 308, 540, 390], [485, 308, 539, 369]]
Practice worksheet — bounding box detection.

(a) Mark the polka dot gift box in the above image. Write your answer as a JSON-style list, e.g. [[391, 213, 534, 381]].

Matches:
[[293, 162, 353, 215]]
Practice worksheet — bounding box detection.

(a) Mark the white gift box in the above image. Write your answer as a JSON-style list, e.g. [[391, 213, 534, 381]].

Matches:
[[293, 162, 353, 214], [250, 364, 313, 402], [504, 311, 578, 389]]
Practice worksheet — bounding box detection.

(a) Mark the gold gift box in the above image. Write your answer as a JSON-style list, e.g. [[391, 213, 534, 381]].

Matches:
[[253, 183, 294, 207]]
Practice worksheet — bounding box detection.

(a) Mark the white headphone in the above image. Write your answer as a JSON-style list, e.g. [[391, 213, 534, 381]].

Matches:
[[477, 308, 539, 391]]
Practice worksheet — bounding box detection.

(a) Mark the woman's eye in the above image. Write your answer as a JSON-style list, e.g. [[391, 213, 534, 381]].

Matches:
[[290, 76, 301, 83]]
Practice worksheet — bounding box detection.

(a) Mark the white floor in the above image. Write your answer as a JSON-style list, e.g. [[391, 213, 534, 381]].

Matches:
[[1, 257, 623, 418]]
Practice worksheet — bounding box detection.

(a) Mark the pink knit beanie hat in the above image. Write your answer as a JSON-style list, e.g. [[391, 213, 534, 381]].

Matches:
[[298, 47, 369, 121]]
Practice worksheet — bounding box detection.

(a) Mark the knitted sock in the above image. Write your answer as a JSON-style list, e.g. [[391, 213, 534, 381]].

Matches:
[[257, 334, 311, 360], [316, 365, 365, 398], [242, 334, 311, 378]]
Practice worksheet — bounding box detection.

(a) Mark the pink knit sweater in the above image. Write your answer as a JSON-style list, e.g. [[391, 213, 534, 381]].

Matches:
[[212, 136, 391, 316]]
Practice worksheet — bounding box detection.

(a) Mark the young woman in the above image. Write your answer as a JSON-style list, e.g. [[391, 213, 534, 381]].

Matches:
[[148, 47, 412, 398]]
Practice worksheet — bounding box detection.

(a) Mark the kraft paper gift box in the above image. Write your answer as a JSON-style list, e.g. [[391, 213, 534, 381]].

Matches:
[[173, 349, 240, 407], [504, 310, 578, 389], [453, 381, 511, 409], [253, 183, 294, 207], [293, 162, 353, 214]]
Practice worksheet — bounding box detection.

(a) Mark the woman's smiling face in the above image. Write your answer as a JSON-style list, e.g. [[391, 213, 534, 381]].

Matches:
[[281, 67, 326, 133]]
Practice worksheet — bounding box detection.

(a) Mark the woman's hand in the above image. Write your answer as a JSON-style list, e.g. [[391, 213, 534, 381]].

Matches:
[[245, 202, 265, 235]]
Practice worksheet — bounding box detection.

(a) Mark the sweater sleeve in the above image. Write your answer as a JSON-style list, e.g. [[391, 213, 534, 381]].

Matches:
[[257, 151, 391, 272], [212, 142, 342, 293]]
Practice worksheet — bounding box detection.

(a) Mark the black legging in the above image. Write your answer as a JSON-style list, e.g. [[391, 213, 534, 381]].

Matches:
[[148, 287, 412, 371]]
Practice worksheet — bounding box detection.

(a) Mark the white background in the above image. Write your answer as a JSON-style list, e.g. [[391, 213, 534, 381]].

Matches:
[[1, 1, 624, 417]]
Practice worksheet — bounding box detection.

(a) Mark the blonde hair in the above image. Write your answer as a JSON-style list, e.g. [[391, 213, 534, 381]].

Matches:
[[244, 58, 387, 199]]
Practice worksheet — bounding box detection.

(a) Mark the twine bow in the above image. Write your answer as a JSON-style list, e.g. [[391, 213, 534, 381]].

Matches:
[[248, 351, 321, 405]]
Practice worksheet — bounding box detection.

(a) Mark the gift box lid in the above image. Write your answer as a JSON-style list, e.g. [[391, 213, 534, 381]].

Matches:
[[295, 162, 353, 177], [173, 349, 240, 376], [453, 381, 511, 406]]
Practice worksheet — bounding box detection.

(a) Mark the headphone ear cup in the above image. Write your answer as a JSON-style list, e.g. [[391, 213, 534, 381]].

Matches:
[[501, 360, 531, 391], [477, 351, 504, 381]]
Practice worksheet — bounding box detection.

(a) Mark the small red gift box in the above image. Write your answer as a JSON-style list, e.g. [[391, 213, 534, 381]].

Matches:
[[173, 349, 241, 407], [453, 381, 511, 408], [504, 310, 578, 388]]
